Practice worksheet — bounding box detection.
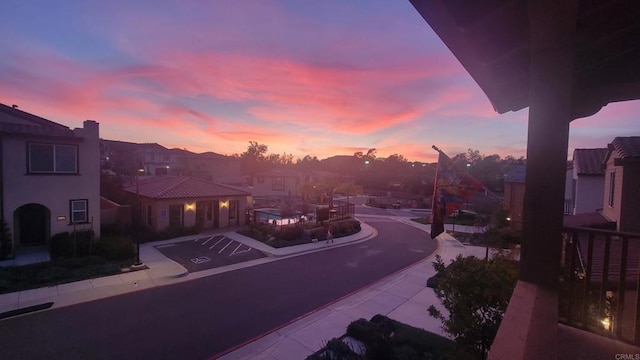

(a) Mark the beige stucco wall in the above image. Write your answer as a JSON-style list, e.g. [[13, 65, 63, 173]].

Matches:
[[252, 175, 299, 198], [573, 175, 605, 214], [602, 156, 622, 229], [141, 195, 247, 232], [3, 120, 101, 245]]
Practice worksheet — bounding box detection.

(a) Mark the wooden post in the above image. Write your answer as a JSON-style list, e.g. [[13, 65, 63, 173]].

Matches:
[[519, 1, 578, 289]]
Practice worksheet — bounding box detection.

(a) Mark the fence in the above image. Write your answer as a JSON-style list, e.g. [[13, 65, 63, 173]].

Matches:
[[560, 226, 640, 345]]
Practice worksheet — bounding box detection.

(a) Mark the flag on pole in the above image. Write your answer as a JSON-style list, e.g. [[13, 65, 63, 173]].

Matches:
[[430, 147, 485, 239]]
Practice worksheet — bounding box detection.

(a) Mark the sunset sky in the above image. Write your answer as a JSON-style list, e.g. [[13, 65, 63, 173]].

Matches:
[[1, 0, 639, 163]]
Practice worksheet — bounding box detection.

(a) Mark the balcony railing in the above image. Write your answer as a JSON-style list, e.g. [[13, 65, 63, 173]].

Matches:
[[563, 199, 573, 215], [560, 226, 640, 345]]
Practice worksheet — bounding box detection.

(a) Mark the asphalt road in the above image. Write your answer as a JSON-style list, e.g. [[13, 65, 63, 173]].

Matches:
[[2, 217, 436, 360]]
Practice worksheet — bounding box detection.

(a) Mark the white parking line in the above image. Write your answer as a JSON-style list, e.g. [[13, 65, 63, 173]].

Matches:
[[231, 247, 251, 256], [210, 237, 225, 250], [218, 240, 234, 254], [230, 243, 243, 255], [202, 236, 215, 245]]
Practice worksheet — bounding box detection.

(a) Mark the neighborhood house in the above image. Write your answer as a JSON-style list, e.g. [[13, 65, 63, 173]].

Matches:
[[124, 176, 250, 231], [0, 103, 101, 255]]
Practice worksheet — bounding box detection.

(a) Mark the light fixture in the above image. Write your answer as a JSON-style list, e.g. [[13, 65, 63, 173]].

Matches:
[[221, 201, 229, 208], [601, 317, 611, 331], [185, 203, 195, 211]]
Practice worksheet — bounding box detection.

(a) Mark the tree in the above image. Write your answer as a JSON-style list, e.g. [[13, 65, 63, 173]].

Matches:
[[239, 141, 268, 175], [333, 182, 363, 208], [428, 254, 518, 359]]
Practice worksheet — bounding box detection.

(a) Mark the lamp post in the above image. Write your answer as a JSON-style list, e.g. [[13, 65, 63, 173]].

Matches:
[[134, 167, 144, 266]]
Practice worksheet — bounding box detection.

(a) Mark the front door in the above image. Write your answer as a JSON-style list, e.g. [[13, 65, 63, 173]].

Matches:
[[15, 203, 49, 245], [168, 204, 184, 228]]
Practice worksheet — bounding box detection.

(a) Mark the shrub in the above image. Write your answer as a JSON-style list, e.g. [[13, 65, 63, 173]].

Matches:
[[95, 235, 135, 261], [277, 225, 304, 242], [0, 219, 12, 260], [305, 338, 359, 360], [49, 230, 95, 259]]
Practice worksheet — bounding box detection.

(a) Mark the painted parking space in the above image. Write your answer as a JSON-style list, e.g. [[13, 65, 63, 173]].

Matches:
[[155, 235, 266, 272]]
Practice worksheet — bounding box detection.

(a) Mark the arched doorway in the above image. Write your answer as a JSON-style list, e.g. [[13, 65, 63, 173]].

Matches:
[[14, 204, 50, 246]]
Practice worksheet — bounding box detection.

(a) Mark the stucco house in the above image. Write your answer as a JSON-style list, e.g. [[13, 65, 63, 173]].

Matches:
[[570, 148, 607, 215], [503, 165, 525, 231], [251, 169, 300, 200], [124, 176, 250, 231], [602, 136, 640, 234], [0, 103, 101, 255]]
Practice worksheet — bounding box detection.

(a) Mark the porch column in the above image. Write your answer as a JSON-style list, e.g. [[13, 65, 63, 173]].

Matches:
[[519, 1, 578, 289]]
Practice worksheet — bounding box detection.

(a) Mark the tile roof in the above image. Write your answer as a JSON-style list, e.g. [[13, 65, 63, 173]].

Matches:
[[610, 136, 640, 159], [573, 148, 607, 176], [125, 176, 250, 199], [504, 165, 526, 183], [0, 103, 78, 139]]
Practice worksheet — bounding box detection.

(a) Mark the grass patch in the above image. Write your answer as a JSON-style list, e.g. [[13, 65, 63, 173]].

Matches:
[[0, 256, 134, 294]]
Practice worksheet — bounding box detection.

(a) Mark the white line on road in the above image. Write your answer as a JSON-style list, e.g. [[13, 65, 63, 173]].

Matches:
[[230, 243, 243, 255], [218, 240, 234, 254], [231, 248, 251, 256], [210, 237, 224, 249], [202, 236, 215, 245]]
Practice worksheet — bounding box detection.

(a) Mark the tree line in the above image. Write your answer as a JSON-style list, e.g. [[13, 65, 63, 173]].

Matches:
[[236, 141, 525, 195]]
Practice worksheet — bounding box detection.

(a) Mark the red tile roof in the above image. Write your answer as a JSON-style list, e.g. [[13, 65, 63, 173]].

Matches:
[[573, 148, 607, 176], [125, 176, 250, 199], [611, 136, 640, 159]]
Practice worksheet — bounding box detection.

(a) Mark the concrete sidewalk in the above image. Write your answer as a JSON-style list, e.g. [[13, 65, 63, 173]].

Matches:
[[214, 224, 494, 360]]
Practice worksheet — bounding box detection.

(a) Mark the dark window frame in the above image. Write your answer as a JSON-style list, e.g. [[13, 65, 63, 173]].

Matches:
[[28, 142, 78, 174], [70, 199, 89, 224], [272, 177, 285, 191]]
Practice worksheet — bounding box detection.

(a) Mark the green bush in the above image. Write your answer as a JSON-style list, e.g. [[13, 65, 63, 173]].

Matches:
[[305, 338, 359, 360], [345, 315, 461, 360], [0, 219, 13, 260], [277, 225, 304, 242], [50, 230, 95, 259], [95, 235, 135, 261]]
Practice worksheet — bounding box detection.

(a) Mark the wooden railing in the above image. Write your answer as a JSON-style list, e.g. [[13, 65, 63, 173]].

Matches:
[[560, 226, 640, 345]]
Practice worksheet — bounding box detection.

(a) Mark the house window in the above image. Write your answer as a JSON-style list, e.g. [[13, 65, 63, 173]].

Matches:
[[608, 171, 615, 207], [29, 143, 78, 174], [70, 199, 88, 223], [272, 177, 285, 191]]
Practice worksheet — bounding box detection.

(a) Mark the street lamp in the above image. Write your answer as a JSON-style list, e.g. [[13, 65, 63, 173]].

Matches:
[[134, 167, 145, 267]]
